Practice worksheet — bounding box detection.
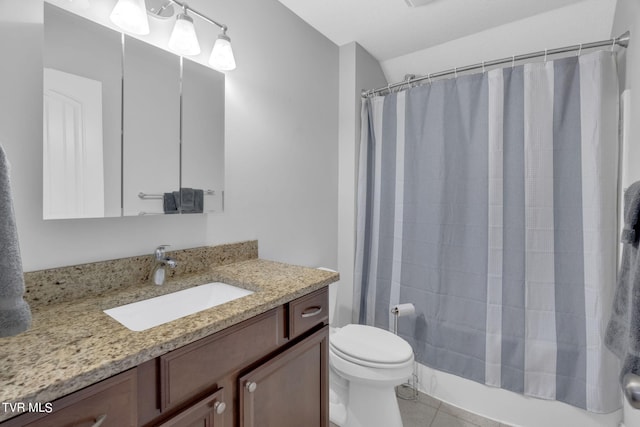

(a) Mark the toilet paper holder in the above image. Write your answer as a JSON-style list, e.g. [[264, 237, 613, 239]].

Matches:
[[390, 303, 418, 401], [390, 303, 415, 335]]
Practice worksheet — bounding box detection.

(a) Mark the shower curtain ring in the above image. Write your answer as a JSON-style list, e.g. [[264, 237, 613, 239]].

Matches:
[[482, 61, 486, 73], [577, 43, 583, 57], [544, 48, 548, 62], [428, 73, 432, 84], [454, 67, 458, 78], [511, 55, 515, 68], [612, 38, 616, 51]]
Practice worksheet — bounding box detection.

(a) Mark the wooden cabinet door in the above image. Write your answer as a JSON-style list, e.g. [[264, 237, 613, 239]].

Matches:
[[239, 326, 328, 427], [156, 388, 226, 427]]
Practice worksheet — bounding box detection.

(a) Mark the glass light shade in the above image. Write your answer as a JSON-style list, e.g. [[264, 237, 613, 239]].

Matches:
[[109, 0, 149, 35], [168, 13, 201, 56], [209, 34, 236, 71]]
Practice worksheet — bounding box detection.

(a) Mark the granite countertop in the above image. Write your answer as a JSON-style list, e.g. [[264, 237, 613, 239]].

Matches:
[[0, 258, 338, 422]]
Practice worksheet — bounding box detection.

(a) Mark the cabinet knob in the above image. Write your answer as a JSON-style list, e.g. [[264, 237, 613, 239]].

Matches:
[[213, 401, 226, 415], [245, 381, 257, 393]]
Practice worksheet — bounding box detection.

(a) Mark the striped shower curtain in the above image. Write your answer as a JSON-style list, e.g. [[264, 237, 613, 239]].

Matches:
[[354, 51, 621, 412]]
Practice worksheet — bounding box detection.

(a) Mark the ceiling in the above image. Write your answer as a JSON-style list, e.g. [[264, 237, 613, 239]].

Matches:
[[276, 0, 588, 62]]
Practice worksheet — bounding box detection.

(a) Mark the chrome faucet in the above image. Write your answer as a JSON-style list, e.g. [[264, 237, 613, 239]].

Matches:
[[151, 245, 177, 285]]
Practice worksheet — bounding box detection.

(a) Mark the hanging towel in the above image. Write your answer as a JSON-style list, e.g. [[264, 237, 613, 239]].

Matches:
[[180, 188, 195, 212], [171, 188, 203, 214], [193, 189, 203, 214], [621, 182, 640, 245], [0, 144, 31, 337], [163, 192, 178, 214], [172, 190, 181, 212], [606, 181, 640, 382]]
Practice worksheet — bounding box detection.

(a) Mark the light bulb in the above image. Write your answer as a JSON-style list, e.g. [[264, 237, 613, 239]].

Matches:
[[168, 12, 201, 56], [209, 33, 236, 71], [109, 0, 149, 35]]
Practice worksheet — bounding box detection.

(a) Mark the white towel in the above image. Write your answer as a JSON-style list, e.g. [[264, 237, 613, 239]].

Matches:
[[0, 144, 31, 337]]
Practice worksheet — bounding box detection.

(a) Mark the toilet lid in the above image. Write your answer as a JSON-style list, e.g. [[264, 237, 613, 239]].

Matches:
[[330, 324, 413, 366]]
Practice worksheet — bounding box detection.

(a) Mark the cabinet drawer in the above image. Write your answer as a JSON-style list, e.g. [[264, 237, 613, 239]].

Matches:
[[160, 307, 282, 410], [21, 369, 137, 427], [289, 287, 328, 339]]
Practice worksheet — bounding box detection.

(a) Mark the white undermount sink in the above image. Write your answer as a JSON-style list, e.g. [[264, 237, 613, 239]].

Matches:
[[104, 282, 254, 331]]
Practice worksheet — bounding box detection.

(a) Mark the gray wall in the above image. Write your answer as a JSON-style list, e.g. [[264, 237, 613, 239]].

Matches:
[[336, 42, 386, 326], [203, 0, 339, 269], [0, 0, 338, 271]]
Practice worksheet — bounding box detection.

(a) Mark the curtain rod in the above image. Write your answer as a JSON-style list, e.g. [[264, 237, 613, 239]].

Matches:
[[362, 31, 631, 98]]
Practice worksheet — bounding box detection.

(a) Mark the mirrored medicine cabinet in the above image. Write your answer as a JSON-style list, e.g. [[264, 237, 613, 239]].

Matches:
[[43, 3, 224, 219]]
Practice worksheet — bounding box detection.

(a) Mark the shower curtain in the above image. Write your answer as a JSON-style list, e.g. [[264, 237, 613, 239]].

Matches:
[[354, 51, 621, 412]]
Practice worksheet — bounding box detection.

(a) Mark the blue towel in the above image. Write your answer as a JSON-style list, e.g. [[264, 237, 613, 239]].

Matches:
[[606, 181, 640, 384], [0, 144, 31, 337], [181, 188, 195, 211], [163, 192, 178, 214], [193, 189, 203, 213]]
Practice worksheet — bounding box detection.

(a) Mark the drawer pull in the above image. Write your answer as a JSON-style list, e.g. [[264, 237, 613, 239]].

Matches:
[[213, 401, 226, 415], [301, 306, 323, 318], [246, 381, 257, 393], [91, 414, 107, 427]]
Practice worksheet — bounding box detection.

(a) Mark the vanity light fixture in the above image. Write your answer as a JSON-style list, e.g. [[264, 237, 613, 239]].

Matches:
[[209, 29, 236, 71], [109, 0, 150, 35], [110, 0, 236, 71], [168, 6, 201, 56]]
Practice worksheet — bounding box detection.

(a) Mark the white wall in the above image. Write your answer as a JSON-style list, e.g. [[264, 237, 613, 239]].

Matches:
[[381, 0, 617, 84], [0, 0, 338, 271], [613, 0, 640, 189], [611, 3, 640, 426]]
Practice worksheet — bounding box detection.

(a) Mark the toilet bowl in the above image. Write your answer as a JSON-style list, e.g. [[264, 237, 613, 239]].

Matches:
[[319, 268, 414, 427], [330, 324, 414, 427]]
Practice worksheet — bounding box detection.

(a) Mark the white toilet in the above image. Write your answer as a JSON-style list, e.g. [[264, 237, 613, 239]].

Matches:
[[321, 268, 414, 427]]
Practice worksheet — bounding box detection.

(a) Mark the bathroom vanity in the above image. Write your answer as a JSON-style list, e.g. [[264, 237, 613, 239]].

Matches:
[[0, 242, 336, 427]]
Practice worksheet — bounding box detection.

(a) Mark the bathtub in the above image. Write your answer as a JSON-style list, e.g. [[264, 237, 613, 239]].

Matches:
[[416, 362, 623, 427]]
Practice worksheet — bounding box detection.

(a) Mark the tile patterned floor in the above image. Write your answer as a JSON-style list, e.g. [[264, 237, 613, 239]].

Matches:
[[330, 390, 513, 427]]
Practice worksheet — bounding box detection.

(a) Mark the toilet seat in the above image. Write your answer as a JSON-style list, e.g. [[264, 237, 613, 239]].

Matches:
[[330, 324, 413, 369]]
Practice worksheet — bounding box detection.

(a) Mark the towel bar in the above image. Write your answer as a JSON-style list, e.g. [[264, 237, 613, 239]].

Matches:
[[138, 190, 216, 200]]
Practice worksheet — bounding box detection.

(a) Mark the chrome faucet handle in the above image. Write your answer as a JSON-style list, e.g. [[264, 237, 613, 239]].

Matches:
[[154, 245, 171, 261], [164, 258, 178, 269]]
